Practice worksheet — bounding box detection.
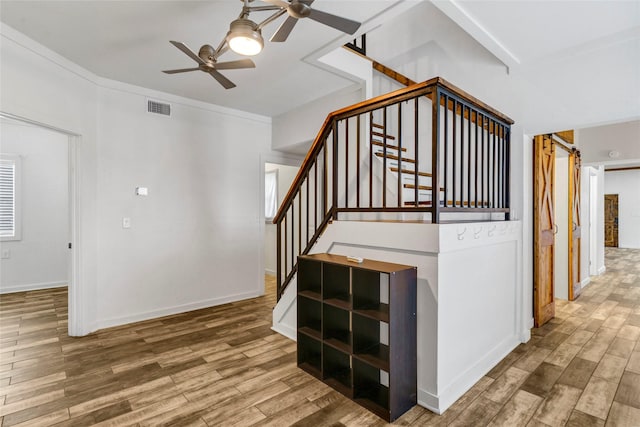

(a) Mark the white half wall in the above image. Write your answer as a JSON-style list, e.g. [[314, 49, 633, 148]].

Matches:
[[0, 120, 69, 294], [604, 169, 640, 249], [272, 219, 524, 414]]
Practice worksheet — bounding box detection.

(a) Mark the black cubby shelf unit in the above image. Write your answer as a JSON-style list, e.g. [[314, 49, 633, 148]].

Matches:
[[296, 253, 417, 422]]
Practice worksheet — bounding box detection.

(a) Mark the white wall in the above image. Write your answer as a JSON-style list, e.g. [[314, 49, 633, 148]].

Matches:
[[95, 86, 272, 328], [554, 152, 569, 300], [604, 169, 640, 248], [1, 24, 277, 333], [264, 163, 299, 275], [272, 84, 364, 152], [0, 120, 69, 293]]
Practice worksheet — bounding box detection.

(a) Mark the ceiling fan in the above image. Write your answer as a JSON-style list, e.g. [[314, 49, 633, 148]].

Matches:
[[162, 41, 255, 89], [263, 0, 361, 42], [163, 0, 361, 89]]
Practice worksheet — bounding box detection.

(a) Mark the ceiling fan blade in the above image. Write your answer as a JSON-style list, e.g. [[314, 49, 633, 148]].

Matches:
[[270, 16, 299, 42], [214, 58, 256, 70], [169, 41, 204, 65], [208, 70, 236, 89], [162, 67, 200, 74], [262, 0, 290, 8], [308, 9, 361, 35]]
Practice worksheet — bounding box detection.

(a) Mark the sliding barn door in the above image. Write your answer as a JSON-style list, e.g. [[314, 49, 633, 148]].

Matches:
[[533, 135, 555, 327], [568, 149, 581, 300]]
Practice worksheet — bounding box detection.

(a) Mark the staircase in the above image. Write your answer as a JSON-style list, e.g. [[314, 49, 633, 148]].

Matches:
[[369, 119, 442, 207], [272, 77, 514, 300]]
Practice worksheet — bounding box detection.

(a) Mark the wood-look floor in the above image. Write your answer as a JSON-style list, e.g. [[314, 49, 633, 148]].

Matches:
[[1, 248, 639, 426]]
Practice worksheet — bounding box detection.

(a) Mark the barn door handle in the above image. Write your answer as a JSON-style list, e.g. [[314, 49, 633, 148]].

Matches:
[[572, 222, 577, 231], [553, 224, 558, 234]]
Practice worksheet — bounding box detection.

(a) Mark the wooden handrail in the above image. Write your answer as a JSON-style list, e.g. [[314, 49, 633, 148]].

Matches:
[[372, 61, 514, 126], [273, 76, 513, 224], [273, 79, 437, 223]]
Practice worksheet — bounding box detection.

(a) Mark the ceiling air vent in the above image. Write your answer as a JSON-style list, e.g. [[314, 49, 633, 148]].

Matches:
[[147, 100, 171, 116]]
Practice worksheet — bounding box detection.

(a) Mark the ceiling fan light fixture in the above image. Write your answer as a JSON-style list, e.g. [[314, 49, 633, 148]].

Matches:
[[227, 18, 263, 56]]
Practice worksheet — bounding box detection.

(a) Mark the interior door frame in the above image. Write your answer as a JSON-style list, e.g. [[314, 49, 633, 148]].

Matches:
[[568, 148, 581, 300], [0, 111, 83, 336]]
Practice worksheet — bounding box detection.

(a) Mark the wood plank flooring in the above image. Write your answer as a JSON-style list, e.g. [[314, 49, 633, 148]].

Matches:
[[1, 248, 639, 426]]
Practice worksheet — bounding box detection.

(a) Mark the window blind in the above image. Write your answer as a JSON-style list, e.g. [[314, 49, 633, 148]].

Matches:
[[0, 158, 16, 238]]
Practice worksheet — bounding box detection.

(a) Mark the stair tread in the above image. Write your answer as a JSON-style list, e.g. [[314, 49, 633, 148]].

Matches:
[[374, 152, 415, 163], [403, 183, 444, 191], [372, 131, 395, 140], [403, 200, 490, 207], [372, 140, 407, 152], [390, 167, 432, 178]]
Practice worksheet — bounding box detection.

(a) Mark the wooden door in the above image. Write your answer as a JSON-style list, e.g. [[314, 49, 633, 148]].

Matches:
[[533, 135, 555, 327], [568, 149, 581, 300], [605, 194, 619, 247]]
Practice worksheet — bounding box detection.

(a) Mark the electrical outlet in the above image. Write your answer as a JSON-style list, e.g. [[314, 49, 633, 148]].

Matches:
[[1, 249, 10, 259], [122, 217, 131, 229]]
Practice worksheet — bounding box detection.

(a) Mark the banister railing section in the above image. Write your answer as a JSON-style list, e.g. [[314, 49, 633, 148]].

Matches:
[[273, 77, 514, 300]]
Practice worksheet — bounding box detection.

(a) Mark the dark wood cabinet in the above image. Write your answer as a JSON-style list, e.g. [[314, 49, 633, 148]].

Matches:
[[297, 253, 417, 422]]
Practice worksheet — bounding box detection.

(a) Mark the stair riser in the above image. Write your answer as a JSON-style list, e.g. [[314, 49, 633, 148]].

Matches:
[[381, 159, 417, 170], [372, 146, 401, 158], [400, 175, 431, 187], [402, 188, 432, 201]]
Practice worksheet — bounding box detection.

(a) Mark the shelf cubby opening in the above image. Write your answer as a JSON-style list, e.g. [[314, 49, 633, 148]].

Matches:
[[352, 270, 389, 322], [323, 343, 352, 397], [323, 304, 351, 353], [353, 313, 390, 371], [298, 333, 322, 378], [353, 358, 390, 419], [298, 258, 322, 297], [323, 263, 350, 305], [298, 296, 321, 337]]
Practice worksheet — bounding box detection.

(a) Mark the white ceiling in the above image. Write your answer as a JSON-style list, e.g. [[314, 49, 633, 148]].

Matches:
[[445, 0, 640, 67], [1, 0, 639, 128], [0, 0, 399, 116]]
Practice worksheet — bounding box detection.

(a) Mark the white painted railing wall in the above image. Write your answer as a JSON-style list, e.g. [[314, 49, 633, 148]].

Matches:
[[272, 219, 525, 414]]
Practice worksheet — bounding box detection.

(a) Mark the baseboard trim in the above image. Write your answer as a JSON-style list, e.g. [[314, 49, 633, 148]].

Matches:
[[0, 281, 67, 294], [417, 390, 442, 415], [271, 324, 296, 341], [581, 277, 591, 289], [264, 269, 276, 276], [430, 335, 520, 413], [598, 266, 606, 275], [96, 290, 261, 331]]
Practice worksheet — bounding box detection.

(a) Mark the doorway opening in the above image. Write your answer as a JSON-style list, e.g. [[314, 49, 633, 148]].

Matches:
[[604, 194, 619, 247], [0, 112, 81, 336], [262, 159, 301, 295], [533, 134, 582, 327]]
